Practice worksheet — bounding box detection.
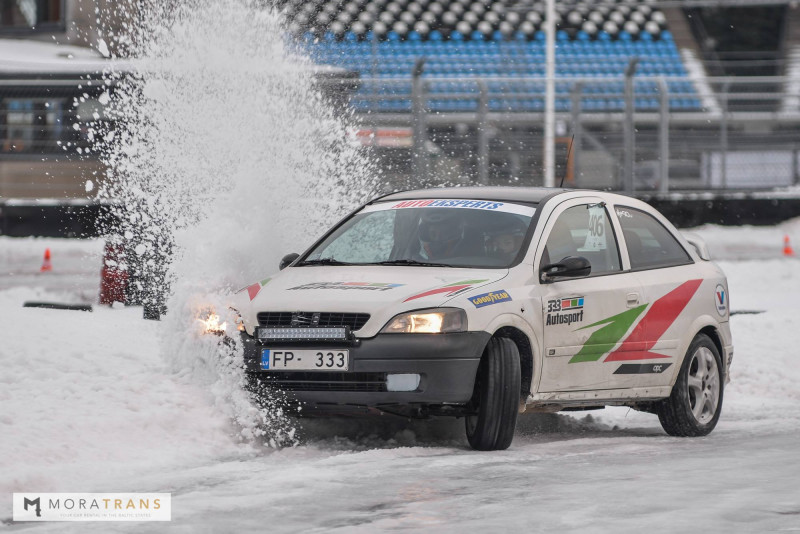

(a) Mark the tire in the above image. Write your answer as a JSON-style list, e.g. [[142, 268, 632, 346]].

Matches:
[[657, 333, 724, 437], [465, 337, 521, 451]]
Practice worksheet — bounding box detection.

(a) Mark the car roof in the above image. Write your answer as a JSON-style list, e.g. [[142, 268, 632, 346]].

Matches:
[[373, 187, 569, 205]]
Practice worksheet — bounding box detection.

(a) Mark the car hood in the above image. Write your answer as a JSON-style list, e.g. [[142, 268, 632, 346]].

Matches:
[[236, 266, 509, 337]]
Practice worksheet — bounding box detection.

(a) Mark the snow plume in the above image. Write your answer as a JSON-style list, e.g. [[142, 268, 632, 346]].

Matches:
[[92, 0, 377, 446]]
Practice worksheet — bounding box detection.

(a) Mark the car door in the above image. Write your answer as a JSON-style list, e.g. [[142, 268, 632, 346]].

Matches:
[[612, 204, 701, 387], [536, 197, 645, 393]]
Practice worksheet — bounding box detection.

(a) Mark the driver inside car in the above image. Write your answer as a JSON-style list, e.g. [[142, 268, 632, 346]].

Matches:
[[485, 218, 526, 263], [417, 210, 469, 260]]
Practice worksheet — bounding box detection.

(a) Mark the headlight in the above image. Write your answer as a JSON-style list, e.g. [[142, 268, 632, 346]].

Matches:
[[198, 307, 245, 335], [381, 308, 467, 334], [199, 311, 227, 335]]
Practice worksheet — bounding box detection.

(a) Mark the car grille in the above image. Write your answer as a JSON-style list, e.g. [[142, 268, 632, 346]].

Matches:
[[253, 372, 387, 392], [256, 312, 370, 331]]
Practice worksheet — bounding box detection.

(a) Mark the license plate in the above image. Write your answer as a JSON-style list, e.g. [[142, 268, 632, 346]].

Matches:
[[260, 349, 349, 371]]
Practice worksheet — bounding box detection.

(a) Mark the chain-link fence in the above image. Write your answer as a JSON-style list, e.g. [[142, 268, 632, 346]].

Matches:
[[3, 73, 800, 196], [354, 74, 800, 192]]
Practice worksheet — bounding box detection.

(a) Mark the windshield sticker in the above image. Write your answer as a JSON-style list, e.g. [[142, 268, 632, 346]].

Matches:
[[361, 199, 536, 217], [287, 281, 405, 292], [469, 290, 512, 308], [239, 278, 271, 301], [615, 208, 633, 219], [404, 279, 488, 302]]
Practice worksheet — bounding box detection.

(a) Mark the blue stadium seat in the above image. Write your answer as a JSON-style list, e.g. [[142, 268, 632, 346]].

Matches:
[[299, 3, 701, 114]]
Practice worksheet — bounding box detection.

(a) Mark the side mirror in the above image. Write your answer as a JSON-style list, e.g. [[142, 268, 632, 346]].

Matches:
[[540, 256, 591, 283], [279, 253, 300, 270]]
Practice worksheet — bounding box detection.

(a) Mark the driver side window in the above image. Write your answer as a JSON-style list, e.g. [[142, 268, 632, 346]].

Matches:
[[542, 204, 622, 276]]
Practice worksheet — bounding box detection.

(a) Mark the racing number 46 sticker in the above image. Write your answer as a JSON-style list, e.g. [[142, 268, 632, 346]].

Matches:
[[583, 205, 607, 251]]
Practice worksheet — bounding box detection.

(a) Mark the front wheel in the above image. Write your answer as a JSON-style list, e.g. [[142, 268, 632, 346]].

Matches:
[[465, 337, 521, 451], [657, 333, 723, 437]]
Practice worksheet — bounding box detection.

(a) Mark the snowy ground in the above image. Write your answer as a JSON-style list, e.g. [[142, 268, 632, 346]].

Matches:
[[1, 222, 800, 532]]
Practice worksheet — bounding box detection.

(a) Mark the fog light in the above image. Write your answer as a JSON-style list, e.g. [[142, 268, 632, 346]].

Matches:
[[386, 373, 421, 392]]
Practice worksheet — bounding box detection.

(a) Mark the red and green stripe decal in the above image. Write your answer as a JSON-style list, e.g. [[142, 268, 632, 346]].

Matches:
[[246, 278, 272, 301], [404, 279, 488, 302], [569, 279, 702, 364]]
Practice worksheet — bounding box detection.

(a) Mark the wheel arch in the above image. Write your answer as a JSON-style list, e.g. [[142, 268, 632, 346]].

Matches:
[[697, 325, 726, 381], [670, 316, 727, 387], [493, 326, 534, 399], [480, 314, 541, 399]]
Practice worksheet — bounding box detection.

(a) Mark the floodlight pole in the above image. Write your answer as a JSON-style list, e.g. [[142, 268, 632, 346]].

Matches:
[[543, 0, 556, 187], [411, 58, 427, 183], [623, 57, 639, 193]]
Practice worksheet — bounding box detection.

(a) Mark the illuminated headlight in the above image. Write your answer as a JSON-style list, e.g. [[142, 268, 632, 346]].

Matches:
[[256, 327, 348, 341], [199, 307, 244, 336], [199, 312, 227, 335], [381, 308, 467, 334]]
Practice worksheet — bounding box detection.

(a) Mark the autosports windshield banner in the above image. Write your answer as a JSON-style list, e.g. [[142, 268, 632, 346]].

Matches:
[[361, 199, 536, 217]]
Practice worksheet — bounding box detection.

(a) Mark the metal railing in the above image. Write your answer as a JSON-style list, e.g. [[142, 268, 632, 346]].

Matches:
[[354, 74, 800, 192], [2, 74, 800, 196]]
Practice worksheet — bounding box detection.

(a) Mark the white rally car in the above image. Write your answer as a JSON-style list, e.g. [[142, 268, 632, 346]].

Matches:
[[231, 187, 733, 450]]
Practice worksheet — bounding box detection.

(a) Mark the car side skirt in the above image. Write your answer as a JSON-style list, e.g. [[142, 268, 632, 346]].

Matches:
[[526, 386, 672, 407]]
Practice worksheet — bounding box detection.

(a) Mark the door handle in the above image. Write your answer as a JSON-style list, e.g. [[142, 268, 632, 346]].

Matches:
[[627, 292, 640, 307]]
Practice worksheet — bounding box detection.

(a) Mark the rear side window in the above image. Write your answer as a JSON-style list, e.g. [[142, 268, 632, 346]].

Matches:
[[616, 206, 692, 270]]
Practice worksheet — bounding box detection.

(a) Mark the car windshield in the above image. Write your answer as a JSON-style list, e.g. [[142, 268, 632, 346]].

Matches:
[[301, 199, 537, 268]]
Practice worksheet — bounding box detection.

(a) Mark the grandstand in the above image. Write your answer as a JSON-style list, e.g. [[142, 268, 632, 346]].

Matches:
[[276, 0, 800, 193], [284, 0, 704, 113]]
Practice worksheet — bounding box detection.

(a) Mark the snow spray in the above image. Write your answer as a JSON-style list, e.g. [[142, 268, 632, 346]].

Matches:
[[91, 0, 377, 446]]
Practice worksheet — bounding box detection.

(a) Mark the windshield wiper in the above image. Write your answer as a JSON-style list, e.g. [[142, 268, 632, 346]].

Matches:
[[295, 258, 354, 266], [369, 259, 452, 267]]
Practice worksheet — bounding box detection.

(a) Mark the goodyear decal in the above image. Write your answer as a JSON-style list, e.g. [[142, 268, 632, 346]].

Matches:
[[404, 279, 488, 302], [469, 290, 512, 308], [288, 281, 405, 292]]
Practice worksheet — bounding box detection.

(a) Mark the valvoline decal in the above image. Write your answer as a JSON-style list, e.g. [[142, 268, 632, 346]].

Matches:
[[469, 290, 512, 308]]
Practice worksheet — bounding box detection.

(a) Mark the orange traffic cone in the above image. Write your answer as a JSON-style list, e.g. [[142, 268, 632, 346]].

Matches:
[[784, 235, 795, 257], [40, 248, 52, 272]]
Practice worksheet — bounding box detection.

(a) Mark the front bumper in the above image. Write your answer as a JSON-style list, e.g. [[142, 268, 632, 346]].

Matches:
[[241, 331, 490, 407]]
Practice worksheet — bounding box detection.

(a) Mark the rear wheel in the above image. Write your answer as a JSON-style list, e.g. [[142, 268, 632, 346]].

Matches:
[[657, 333, 723, 437], [465, 337, 521, 451]]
